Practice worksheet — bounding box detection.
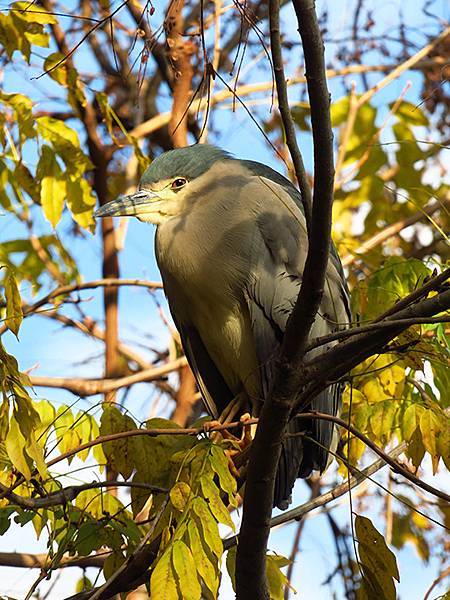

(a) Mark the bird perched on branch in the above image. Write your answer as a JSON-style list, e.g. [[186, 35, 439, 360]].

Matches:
[[95, 144, 351, 509]]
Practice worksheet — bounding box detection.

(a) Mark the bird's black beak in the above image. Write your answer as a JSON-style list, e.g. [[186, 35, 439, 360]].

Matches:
[[94, 190, 159, 218]]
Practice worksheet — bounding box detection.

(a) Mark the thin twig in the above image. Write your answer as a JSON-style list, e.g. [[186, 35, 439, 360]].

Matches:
[[269, 0, 312, 226], [0, 480, 167, 510], [29, 357, 187, 397], [88, 495, 169, 600]]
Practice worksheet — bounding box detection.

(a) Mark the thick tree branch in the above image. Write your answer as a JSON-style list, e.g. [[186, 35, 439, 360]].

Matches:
[[236, 1, 335, 595]]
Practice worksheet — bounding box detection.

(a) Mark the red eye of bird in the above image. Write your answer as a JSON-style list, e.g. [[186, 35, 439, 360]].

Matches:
[[171, 178, 187, 190]]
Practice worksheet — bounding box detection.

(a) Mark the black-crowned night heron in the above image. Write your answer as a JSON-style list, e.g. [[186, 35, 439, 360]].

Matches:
[[95, 144, 351, 509]]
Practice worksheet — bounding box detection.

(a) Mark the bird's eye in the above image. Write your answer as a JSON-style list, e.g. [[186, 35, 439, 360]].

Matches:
[[171, 178, 187, 190]]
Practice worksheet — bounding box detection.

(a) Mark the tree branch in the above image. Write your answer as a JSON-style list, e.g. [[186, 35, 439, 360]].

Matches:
[[0, 551, 106, 569], [0, 480, 166, 510], [225, 441, 407, 549], [0, 279, 162, 336], [269, 0, 312, 226], [341, 197, 449, 267], [128, 58, 446, 140], [236, 0, 335, 595], [29, 357, 187, 397]]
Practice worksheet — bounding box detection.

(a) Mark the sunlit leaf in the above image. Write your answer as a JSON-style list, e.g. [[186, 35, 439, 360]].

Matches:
[[172, 540, 202, 600], [170, 481, 191, 512], [4, 269, 23, 337], [150, 548, 178, 600]]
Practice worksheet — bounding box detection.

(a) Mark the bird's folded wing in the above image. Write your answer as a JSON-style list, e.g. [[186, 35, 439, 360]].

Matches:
[[175, 320, 235, 419]]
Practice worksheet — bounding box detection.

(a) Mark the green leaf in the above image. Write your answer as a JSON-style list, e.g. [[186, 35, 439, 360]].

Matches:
[[12, 2, 57, 25], [226, 545, 237, 592], [170, 481, 191, 512], [188, 520, 219, 596], [330, 96, 350, 127], [420, 409, 441, 465], [150, 548, 178, 600], [407, 426, 426, 469], [100, 406, 137, 480], [66, 177, 96, 231], [392, 101, 429, 126], [200, 475, 235, 529], [209, 445, 237, 506], [5, 414, 32, 480], [192, 497, 223, 560], [353, 258, 430, 321], [75, 521, 101, 556], [356, 514, 399, 600], [4, 269, 23, 337], [266, 554, 294, 600], [172, 540, 202, 600], [393, 122, 424, 165]]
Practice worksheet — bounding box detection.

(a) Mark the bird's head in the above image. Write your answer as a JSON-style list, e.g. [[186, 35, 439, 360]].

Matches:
[[94, 144, 231, 225]]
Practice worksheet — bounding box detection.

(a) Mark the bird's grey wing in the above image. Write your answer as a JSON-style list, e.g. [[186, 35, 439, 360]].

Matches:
[[168, 312, 234, 420], [244, 176, 349, 507]]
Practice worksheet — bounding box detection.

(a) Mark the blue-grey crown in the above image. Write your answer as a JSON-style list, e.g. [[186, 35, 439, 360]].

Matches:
[[140, 144, 232, 185]]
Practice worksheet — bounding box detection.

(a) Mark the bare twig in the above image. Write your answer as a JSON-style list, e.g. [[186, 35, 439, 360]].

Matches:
[[225, 441, 408, 549], [29, 357, 187, 397], [88, 495, 169, 600], [0, 480, 166, 510], [129, 59, 447, 140], [341, 197, 449, 267], [0, 279, 162, 335], [269, 0, 312, 226], [0, 551, 106, 569]]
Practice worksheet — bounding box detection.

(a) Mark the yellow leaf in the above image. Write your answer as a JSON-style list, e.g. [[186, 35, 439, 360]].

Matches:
[[200, 476, 235, 530], [420, 409, 441, 460], [150, 548, 178, 600], [172, 540, 202, 600], [5, 415, 32, 480], [188, 521, 219, 596], [402, 404, 425, 441], [4, 270, 23, 337], [66, 177, 96, 231], [170, 481, 191, 512], [38, 145, 66, 227], [266, 554, 295, 600], [210, 445, 237, 506], [192, 497, 223, 559], [362, 379, 391, 404]]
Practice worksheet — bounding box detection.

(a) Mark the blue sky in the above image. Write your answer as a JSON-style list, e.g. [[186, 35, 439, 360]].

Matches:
[[1, 0, 449, 598]]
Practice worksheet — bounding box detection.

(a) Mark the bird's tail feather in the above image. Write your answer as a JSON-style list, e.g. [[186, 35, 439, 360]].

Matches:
[[273, 385, 341, 509]]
